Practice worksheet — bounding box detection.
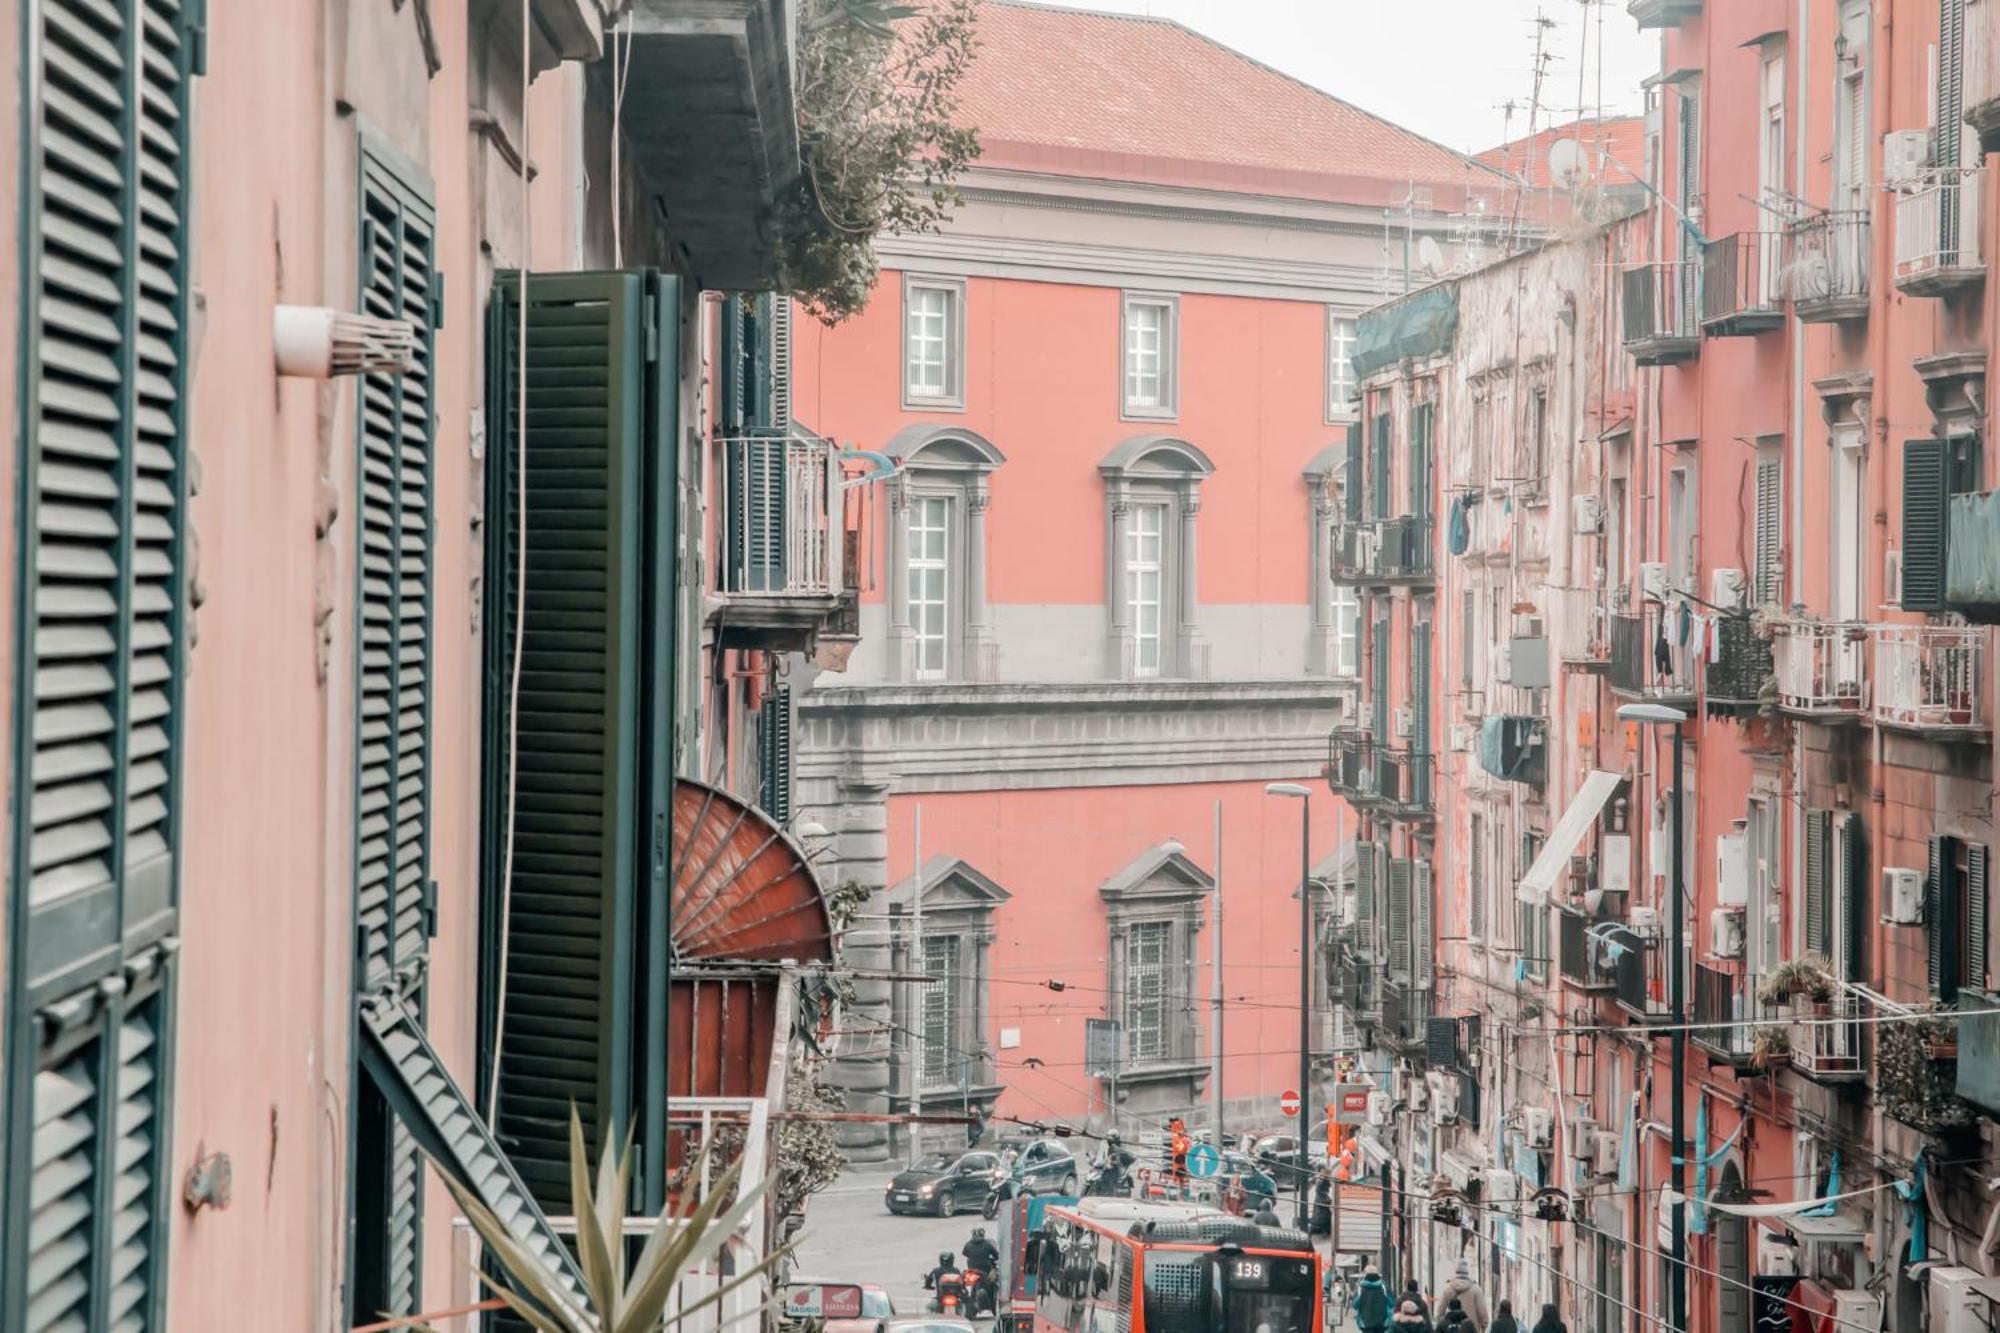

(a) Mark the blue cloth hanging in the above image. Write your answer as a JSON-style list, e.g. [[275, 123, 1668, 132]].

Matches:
[[1690, 1099, 1710, 1236], [1617, 1093, 1639, 1194], [1894, 1154, 1930, 1261], [1803, 1152, 1841, 1217], [1448, 493, 1475, 556]]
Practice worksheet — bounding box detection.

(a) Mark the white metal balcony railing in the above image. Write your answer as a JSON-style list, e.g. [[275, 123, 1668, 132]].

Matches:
[[1873, 624, 1984, 731], [1791, 994, 1866, 1080], [720, 433, 843, 597], [1787, 210, 1870, 312], [1895, 167, 1985, 286], [1774, 621, 1870, 714]]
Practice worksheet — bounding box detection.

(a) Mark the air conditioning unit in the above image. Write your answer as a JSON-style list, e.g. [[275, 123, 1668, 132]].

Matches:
[[1716, 830, 1749, 907], [1573, 494, 1605, 535], [1367, 1092, 1392, 1127], [1710, 907, 1746, 959], [1568, 1115, 1598, 1163], [1641, 562, 1670, 603], [1426, 1070, 1457, 1125], [1886, 549, 1904, 609], [1757, 1230, 1799, 1277], [1394, 706, 1414, 740], [1884, 867, 1925, 925], [1711, 567, 1747, 611], [1927, 1266, 1987, 1333], [1523, 1106, 1554, 1149], [1629, 905, 1661, 939], [1482, 1168, 1518, 1204], [1884, 128, 1935, 186], [1497, 642, 1515, 684], [1592, 1130, 1622, 1178], [1449, 722, 1475, 753], [1832, 1292, 1883, 1333]]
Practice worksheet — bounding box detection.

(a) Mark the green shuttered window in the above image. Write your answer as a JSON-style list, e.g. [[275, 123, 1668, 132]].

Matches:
[[481, 270, 680, 1215], [8, 2, 197, 1327], [1903, 438, 1949, 611]]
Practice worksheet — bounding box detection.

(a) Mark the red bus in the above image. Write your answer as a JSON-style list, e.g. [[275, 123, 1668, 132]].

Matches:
[[1030, 1199, 1322, 1333]]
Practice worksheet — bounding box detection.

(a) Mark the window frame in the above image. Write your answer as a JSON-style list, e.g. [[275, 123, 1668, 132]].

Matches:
[[908, 493, 955, 681], [1325, 309, 1358, 423], [920, 933, 964, 1088], [1127, 502, 1169, 678], [1124, 919, 1174, 1063], [902, 273, 967, 410], [1120, 292, 1180, 421]]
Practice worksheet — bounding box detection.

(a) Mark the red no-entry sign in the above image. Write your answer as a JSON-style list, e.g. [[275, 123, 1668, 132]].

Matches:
[[1279, 1089, 1301, 1118]]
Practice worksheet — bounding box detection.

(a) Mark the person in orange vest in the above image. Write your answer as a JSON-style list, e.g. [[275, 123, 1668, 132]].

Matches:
[[1168, 1117, 1190, 1190]]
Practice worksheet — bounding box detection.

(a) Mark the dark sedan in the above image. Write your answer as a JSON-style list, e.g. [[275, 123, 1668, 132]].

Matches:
[[885, 1150, 1009, 1216]]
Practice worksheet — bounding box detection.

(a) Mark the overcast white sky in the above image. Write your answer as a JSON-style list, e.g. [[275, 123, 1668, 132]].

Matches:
[[1032, 0, 1661, 154]]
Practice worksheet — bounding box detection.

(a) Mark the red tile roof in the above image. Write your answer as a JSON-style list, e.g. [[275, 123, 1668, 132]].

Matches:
[[949, 0, 1502, 207], [1477, 115, 1649, 190]]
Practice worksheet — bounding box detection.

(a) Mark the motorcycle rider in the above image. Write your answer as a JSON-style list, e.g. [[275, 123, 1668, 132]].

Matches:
[[925, 1250, 960, 1292], [1089, 1133, 1134, 1195], [963, 1227, 1002, 1313]]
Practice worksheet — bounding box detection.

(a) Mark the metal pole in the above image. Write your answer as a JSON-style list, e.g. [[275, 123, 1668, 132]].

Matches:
[[1212, 800, 1225, 1144], [911, 804, 924, 1159], [1669, 727, 1687, 1333], [1297, 795, 1313, 1229]]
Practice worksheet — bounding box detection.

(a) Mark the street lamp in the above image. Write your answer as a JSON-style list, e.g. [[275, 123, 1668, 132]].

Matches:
[[1617, 702, 1689, 1333], [1266, 782, 1313, 1229]]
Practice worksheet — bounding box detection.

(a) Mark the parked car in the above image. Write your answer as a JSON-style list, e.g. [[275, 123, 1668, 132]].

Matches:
[[886, 1150, 1009, 1216], [1251, 1123, 1330, 1187]]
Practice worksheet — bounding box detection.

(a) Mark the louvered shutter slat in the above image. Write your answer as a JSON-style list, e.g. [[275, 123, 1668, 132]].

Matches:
[[1414, 862, 1434, 986], [1902, 439, 1949, 611], [1930, 836, 1952, 996], [1968, 844, 1989, 994], [1839, 814, 1867, 981], [1355, 843, 1378, 958], [26, 1045, 98, 1331], [1805, 810, 1829, 957], [1388, 858, 1413, 982], [1754, 459, 1781, 607], [104, 998, 161, 1332], [1344, 421, 1363, 522]]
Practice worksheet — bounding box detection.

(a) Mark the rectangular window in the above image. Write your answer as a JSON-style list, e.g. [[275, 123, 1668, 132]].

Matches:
[[1122, 294, 1178, 418], [910, 496, 952, 679], [903, 276, 965, 407], [1519, 831, 1549, 980], [1667, 467, 1694, 592], [1129, 504, 1167, 677], [1832, 430, 1864, 620], [1530, 388, 1549, 483], [1470, 812, 1487, 939], [1331, 579, 1360, 677], [1126, 921, 1172, 1062], [1327, 312, 1357, 419], [921, 935, 961, 1087], [1753, 442, 1783, 607]]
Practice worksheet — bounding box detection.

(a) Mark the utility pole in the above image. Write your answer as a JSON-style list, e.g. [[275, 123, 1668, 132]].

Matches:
[[908, 805, 924, 1158], [1669, 722, 1687, 1333], [1211, 801, 1225, 1143]]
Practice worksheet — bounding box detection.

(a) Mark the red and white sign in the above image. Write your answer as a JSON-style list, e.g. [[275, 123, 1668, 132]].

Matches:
[[1279, 1089, 1302, 1118], [787, 1284, 864, 1320]]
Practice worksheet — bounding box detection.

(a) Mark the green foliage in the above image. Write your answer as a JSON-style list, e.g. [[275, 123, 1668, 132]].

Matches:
[[824, 879, 873, 932], [782, 0, 981, 322], [1879, 1011, 1976, 1133], [1755, 954, 1836, 1007], [776, 1055, 849, 1219]]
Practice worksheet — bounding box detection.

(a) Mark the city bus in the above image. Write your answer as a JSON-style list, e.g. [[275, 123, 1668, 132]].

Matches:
[[1030, 1198, 1321, 1333]]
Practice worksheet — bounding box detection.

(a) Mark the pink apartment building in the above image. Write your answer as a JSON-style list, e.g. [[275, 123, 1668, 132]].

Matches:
[[788, 0, 1515, 1158]]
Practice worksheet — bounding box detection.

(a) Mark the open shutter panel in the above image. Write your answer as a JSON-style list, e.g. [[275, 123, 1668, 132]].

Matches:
[[28, 1038, 98, 1329], [1753, 458, 1781, 607], [1387, 858, 1413, 982], [355, 144, 438, 995], [1414, 861, 1434, 987], [1372, 615, 1390, 740], [1929, 835, 1956, 998], [483, 272, 658, 1204], [1355, 843, 1378, 957], [107, 991, 165, 1332], [1902, 438, 1949, 611], [760, 686, 793, 823], [1344, 421, 1364, 522], [1942, 0, 1966, 173], [763, 293, 792, 433], [1968, 843, 1990, 994], [358, 998, 590, 1313], [1838, 814, 1867, 982], [1407, 403, 1428, 516], [1469, 822, 1486, 937], [1371, 413, 1392, 519], [1804, 809, 1830, 957]]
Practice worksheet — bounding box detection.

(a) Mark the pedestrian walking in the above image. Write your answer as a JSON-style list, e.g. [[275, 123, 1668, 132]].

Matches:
[[1530, 1304, 1566, 1333], [1489, 1300, 1519, 1333], [1437, 1299, 1472, 1333], [1252, 1198, 1281, 1226], [1401, 1280, 1431, 1323], [1391, 1299, 1432, 1333], [1350, 1266, 1392, 1333], [1437, 1258, 1488, 1333]]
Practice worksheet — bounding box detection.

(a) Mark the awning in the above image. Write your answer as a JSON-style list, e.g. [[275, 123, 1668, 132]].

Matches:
[[1786, 1211, 1869, 1245], [1517, 770, 1626, 903]]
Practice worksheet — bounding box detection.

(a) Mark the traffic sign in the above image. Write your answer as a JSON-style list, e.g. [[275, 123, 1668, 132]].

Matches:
[[1279, 1089, 1302, 1117], [1187, 1143, 1221, 1178]]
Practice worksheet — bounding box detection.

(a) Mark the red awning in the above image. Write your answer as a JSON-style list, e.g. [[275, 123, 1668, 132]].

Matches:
[[672, 779, 834, 964]]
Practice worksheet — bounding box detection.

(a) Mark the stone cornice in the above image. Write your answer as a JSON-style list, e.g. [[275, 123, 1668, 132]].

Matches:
[[801, 678, 1347, 716]]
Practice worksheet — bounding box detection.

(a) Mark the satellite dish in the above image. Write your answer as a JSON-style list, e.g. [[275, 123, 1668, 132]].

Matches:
[[1417, 236, 1446, 276], [1547, 137, 1588, 190]]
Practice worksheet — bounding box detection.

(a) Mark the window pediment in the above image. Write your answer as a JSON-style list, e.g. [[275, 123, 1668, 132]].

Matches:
[[890, 855, 1013, 920], [1099, 434, 1216, 480], [886, 423, 1006, 472], [1099, 843, 1216, 904]]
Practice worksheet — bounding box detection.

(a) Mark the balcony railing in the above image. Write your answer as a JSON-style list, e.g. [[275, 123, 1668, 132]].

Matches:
[[1791, 995, 1866, 1083], [720, 432, 843, 596], [1553, 587, 1611, 669], [1609, 606, 1697, 707], [1701, 232, 1786, 335], [1774, 621, 1870, 717], [1376, 748, 1435, 821], [1705, 616, 1775, 712], [1612, 926, 1672, 1023], [1331, 516, 1435, 584], [1558, 907, 1620, 992], [1691, 963, 1765, 1067], [1326, 730, 1380, 804], [1872, 624, 1984, 733], [1379, 982, 1432, 1052], [1895, 167, 1985, 297], [1788, 211, 1871, 322], [1621, 262, 1700, 366]]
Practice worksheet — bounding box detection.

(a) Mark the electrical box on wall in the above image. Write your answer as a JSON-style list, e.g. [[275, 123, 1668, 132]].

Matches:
[[1883, 129, 1934, 186], [1710, 907, 1745, 959], [1641, 562, 1670, 603], [1716, 831, 1750, 906]]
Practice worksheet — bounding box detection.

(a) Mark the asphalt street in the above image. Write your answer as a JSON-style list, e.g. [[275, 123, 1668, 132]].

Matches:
[[793, 1167, 1001, 1318]]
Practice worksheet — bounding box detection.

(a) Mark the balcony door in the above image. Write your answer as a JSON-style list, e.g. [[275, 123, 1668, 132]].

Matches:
[[1759, 52, 1787, 305]]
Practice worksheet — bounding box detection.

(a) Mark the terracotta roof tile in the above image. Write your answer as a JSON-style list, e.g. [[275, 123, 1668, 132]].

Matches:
[[951, 0, 1500, 203], [1476, 115, 1649, 190]]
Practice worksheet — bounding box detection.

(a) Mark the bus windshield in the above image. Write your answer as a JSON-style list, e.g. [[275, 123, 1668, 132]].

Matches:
[[1222, 1290, 1313, 1333]]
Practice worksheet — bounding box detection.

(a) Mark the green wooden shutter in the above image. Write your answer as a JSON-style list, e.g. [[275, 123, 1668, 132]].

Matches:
[[1355, 842, 1378, 957], [727, 294, 789, 593], [1344, 421, 1364, 523], [1942, 0, 1966, 259], [1408, 403, 1430, 516], [1968, 843, 1989, 994], [1804, 810, 1830, 957], [9, 2, 196, 1326], [482, 271, 679, 1209], [1469, 816, 1486, 938], [1371, 412, 1392, 520], [1839, 814, 1867, 982], [1414, 861, 1434, 987], [1411, 621, 1431, 811], [760, 686, 793, 823], [1372, 614, 1390, 740], [1753, 456, 1781, 607], [1387, 858, 1413, 982], [1903, 438, 1949, 611], [1930, 835, 1960, 999], [354, 135, 439, 996]]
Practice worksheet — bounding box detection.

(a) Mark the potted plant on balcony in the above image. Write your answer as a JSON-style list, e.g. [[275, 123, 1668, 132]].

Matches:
[[1751, 1024, 1792, 1072], [1756, 954, 1836, 1012], [1879, 1010, 1977, 1133]]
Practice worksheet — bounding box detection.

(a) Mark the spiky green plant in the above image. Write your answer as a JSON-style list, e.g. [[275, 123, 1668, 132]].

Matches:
[[417, 1110, 787, 1333]]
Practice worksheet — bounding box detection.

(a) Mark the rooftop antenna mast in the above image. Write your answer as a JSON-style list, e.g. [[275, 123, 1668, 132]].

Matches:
[[1509, 10, 1558, 249]]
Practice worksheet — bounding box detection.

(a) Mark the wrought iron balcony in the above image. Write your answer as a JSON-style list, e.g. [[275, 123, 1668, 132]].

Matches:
[[1774, 621, 1870, 718], [1691, 963, 1765, 1069], [1705, 616, 1775, 714], [1611, 926, 1672, 1024], [715, 431, 847, 650], [1331, 516, 1436, 585], [1872, 624, 1985, 735], [1325, 729, 1380, 805], [1628, 0, 1700, 27], [1621, 262, 1700, 366], [1375, 748, 1435, 822], [1701, 233, 1787, 336], [1558, 906, 1620, 993], [1608, 607, 1698, 709], [1895, 168, 1985, 297], [1378, 981, 1433, 1054], [1790, 994, 1867, 1084], [1788, 211, 1871, 323]]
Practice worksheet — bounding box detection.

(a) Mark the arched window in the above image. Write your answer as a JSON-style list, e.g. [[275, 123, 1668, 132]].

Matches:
[[884, 425, 1006, 682], [1099, 435, 1216, 680]]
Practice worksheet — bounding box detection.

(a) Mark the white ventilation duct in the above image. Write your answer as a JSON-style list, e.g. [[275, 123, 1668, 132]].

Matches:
[[273, 304, 418, 378]]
